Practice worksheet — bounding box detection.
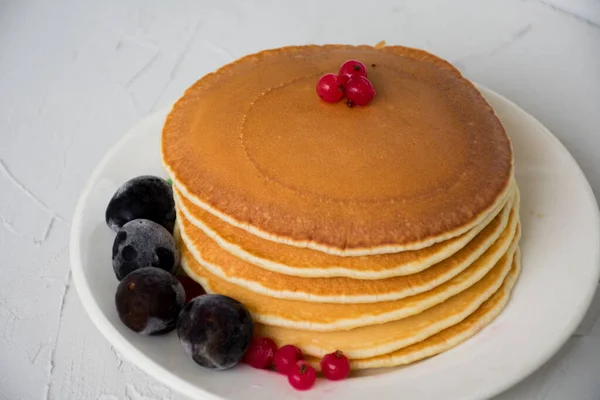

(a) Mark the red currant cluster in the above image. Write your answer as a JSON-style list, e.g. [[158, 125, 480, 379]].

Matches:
[[316, 60, 376, 107], [244, 337, 351, 391]]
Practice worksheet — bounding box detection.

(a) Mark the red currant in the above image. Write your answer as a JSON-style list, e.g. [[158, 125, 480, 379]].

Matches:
[[338, 60, 367, 83], [288, 360, 317, 391], [345, 76, 376, 106], [176, 276, 206, 303], [243, 337, 277, 369], [320, 350, 351, 381], [316, 73, 345, 103], [273, 344, 303, 375]]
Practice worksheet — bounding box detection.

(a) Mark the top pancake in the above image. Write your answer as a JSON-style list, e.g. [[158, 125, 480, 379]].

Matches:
[[162, 45, 513, 255]]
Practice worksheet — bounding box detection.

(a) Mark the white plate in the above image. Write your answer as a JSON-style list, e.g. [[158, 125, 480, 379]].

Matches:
[[70, 86, 600, 400]]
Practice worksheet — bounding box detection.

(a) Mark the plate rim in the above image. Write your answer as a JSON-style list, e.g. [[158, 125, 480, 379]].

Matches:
[[69, 85, 600, 400]]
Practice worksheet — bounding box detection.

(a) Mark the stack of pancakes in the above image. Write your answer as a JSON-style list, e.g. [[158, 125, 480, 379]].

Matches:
[[162, 45, 520, 370]]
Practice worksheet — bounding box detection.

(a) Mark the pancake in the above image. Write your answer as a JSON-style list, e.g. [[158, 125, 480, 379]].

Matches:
[[305, 249, 521, 370], [174, 180, 514, 279], [254, 243, 518, 359], [176, 190, 519, 304], [163, 45, 513, 255], [178, 224, 520, 331]]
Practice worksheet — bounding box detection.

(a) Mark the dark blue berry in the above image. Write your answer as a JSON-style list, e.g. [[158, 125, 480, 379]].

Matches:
[[112, 219, 179, 280], [106, 176, 175, 232], [115, 267, 185, 335], [177, 295, 254, 370]]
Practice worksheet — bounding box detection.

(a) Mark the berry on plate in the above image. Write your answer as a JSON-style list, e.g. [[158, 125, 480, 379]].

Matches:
[[115, 267, 185, 335], [273, 344, 303, 375], [112, 219, 179, 280], [177, 294, 254, 370], [345, 76, 376, 106], [243, 337, 277, 369], [176, 275, 207, 303], [106, 175, 176, 233], [338, 60, 367, 83], [316, 73, 345, 103], [320, 350, 351, 380], [288, 360, 317, 391]]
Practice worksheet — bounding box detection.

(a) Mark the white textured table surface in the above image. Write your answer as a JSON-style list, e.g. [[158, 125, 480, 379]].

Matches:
[[1, 0, 599, 399]]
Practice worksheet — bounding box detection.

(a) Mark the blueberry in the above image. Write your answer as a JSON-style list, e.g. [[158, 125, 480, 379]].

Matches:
[[106, 175, 175, 232], [115, 267, 185, 335], [112, 219, 179, 280], [177, 275, 207, 303], [177, 294, 254, 370]]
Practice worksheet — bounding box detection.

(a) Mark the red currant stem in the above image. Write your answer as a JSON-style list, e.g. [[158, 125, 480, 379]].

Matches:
[[334, 350, 344, 358], [299, 364, 307, 374], [347, 100, 354, 108], [353, 65, 361, 71]]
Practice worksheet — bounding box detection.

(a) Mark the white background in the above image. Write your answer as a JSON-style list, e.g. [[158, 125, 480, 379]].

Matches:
[[1, 0, 599, 399]]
